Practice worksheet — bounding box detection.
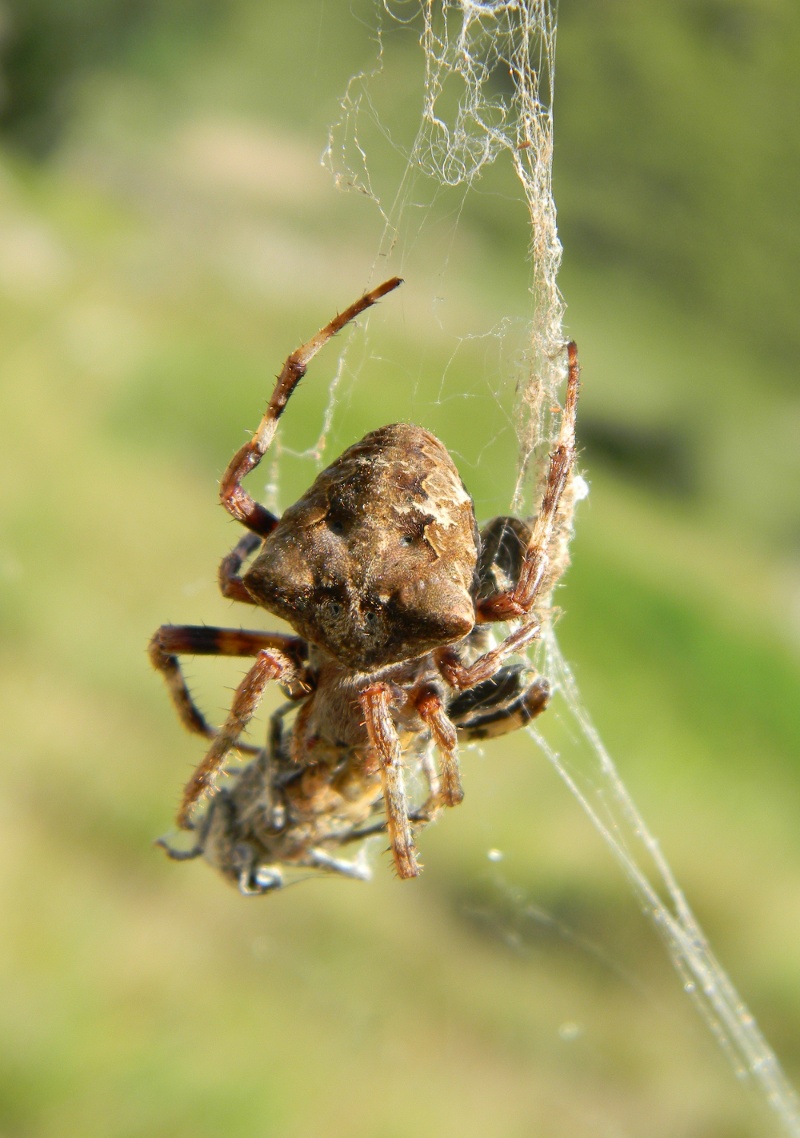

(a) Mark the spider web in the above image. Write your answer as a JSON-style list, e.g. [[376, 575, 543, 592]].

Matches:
[[316, 3, 800, 1134]]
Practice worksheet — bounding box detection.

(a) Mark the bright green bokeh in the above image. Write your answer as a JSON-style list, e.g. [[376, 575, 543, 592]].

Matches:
[[1, 3, 799, 1136]]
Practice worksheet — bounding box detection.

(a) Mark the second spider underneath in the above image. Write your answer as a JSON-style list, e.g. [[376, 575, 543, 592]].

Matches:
[[150, 277, 580, 885]]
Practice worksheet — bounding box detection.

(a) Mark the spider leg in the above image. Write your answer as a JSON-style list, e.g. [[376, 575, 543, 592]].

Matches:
[[178, 648, 300, 828], [443, 342, 580, 692], [438, 621, 542, 690], [220, 276, 403, 536], [219, 532, 262, 604], [478, 341, 580, 623], [360, 682, 420, 879], [149, 625, 309, 755], [414, 686, 463, 807]]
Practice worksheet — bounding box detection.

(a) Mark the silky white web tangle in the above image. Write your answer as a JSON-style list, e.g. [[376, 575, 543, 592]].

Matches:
[[325, 3, 800, 1133]]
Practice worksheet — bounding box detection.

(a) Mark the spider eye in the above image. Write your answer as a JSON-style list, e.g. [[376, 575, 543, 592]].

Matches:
[[399, 533, 414, 547], [328, 518, 346, 536], [329, 602, 343, 617]]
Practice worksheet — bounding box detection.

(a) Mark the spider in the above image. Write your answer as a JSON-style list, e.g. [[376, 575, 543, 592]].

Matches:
[[149, 277, 580, 889]]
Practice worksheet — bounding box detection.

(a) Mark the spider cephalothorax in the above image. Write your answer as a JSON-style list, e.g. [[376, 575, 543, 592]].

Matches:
[[150, 277, 579, 889]]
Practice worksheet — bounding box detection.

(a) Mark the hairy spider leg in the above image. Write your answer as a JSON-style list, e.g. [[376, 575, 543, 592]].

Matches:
[[219, 531, 262, 604], [177, 648, 303, 828], [149, 625, 309, 756], [361, 682, 420, 879], [442, 341, 580, 692], [506, 340, 580, 609], [358, 676, 521, 876], [219, 276, 404, 537], [414, 685, 463, 807]]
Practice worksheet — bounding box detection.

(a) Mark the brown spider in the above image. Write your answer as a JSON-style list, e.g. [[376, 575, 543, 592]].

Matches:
[[149, 277, 580, 890]]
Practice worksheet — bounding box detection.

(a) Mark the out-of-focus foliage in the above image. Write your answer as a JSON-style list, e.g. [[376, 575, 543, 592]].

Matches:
[[557, 1, 800, 383], [0, 0, 223, 154], [1, 3, 799, 1137]]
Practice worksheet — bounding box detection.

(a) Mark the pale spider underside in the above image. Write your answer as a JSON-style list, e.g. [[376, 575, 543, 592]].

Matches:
[[149, 277, 580, 892]]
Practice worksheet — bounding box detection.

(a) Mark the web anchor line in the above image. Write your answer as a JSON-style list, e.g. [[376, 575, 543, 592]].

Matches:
[[540, 642, 800, 1135]]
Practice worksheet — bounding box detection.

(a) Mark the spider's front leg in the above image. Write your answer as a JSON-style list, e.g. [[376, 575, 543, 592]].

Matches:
[[478, 341, 580, 625], [219, 276, 403, 537], [177, 648, 304, 830], [443, 341, 580, 693], [360, 683, 420, 879]]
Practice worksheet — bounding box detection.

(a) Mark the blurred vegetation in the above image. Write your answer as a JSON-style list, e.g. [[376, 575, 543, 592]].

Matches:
[[0, 0, 224, 154], [0, 2, 799, 1136]]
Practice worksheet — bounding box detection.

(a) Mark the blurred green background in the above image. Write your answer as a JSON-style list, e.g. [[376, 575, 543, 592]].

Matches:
[[1, 2, 799, 1135]]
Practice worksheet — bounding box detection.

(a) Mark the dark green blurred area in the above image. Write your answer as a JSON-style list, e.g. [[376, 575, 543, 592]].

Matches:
[[1, 2, 799, 1136]]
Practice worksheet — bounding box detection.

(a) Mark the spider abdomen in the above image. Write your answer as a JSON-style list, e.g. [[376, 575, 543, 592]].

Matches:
[[243, 423, 479, 669]]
